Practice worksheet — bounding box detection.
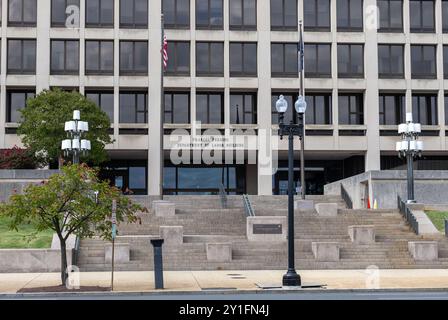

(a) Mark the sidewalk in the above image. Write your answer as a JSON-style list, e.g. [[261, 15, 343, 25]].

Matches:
[[1, 269, 448, 293]]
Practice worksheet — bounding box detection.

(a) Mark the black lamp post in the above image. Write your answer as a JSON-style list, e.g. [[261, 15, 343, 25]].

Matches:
[[276, 94, 307, 287]]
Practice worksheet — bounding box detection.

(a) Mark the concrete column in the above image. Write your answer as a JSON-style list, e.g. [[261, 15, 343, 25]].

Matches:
[[113, 0, 120, 145], [36, 0, 51, 93], [0, 0, 7, 148]]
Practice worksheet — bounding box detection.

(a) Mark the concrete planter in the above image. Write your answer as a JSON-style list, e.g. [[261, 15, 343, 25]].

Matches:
[[206, 243, 232, 262]]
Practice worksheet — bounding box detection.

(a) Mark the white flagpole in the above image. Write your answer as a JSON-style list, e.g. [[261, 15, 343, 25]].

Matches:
[[160, 14, 165, 199]]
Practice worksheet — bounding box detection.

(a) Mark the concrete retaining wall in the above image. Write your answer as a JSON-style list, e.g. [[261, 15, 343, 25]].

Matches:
[[0, 249, 72, 273]]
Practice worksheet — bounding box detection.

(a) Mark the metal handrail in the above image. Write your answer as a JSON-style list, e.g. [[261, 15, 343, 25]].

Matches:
[[243, 194, 255, 217], [219, 184, 228, 209], [397, 195, 419, 234], [71, 236, 81, 267], [341, 184, 353, 209]]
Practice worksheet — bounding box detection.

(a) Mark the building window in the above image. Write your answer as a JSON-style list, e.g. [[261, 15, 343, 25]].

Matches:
[[85, 91, 114, 122], [230, 42, 257, 77], [271, 43, 298, 78], [337, 0, 363, 31], [305, 93, 332, 124], [443, 0, 448, 33], [86, 0, 114, 27], [50, 40, 79, 74], [337, 44, 364, 78], [196, 92, 224, 124], [230, 93, 257, 124], [8, 0, 37, 27], [7, 39, 36, 74], [119, 91, 148, 123], [85, 40, 114, 75], [444, 45, 448, 79], [270, 0, 297, 31], [165, 41, 190, 76], [163, 0, 190, 29], [378, 44, 404, 78], [120, 0, 148, 28], [304, 0, 330, 31], [164, 92, 190, 124], [338, 93, 364, 125], [379, 93, 405, 125], [52, 0, 79, 27], [305, 43, 331, 78], [196, 0, 223, 29], [6, 89, 35, 123], [377, 0, 403, 32], [411, 45, 436, 79], [412, 94, 437, 125], [229, 0, 256, 30], [410, 0, 435, 33], [196, 42, 224, 76], [445, 94, 448, 125], [120, 41, 148, 75], [271, 93, 298, 124]]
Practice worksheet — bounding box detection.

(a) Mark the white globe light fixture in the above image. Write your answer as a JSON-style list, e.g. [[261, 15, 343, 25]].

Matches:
[[61, 110, 91, 164], [275, 95, 288, 114], [294, 95, 307, 114]]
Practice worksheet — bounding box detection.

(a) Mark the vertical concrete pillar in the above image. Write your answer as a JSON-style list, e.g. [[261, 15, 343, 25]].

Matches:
[[0, 0, 7, 148]]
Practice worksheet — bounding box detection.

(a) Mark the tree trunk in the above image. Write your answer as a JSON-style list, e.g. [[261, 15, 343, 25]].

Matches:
[[60, 238, 68, 286]]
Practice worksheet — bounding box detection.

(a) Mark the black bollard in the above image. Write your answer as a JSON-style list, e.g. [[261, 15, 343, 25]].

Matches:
[[445, 219, 448, 238], [150, 239, 164, 289]]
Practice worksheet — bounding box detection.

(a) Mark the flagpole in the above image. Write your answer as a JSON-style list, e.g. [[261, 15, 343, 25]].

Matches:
[[160, 13, 165, 199], [299, 20, 306, 200]]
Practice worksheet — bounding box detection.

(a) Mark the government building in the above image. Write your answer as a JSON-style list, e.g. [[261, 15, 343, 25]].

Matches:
[[0, 0, 448, 197]]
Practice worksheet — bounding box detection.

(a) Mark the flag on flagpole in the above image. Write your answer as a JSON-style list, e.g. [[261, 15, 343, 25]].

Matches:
[[162, 34, 168, 70]]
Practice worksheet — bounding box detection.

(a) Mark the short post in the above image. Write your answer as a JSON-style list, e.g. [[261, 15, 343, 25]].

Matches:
[[150, 239, 164, 289], [111, 200, 117, 291], [445, 219, 448, 238]]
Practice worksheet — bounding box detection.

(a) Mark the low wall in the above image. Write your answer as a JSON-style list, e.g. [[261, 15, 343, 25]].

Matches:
[[325, 170, 448, 209], [0, 249, 72, 273], [0, 170, 59, 202]]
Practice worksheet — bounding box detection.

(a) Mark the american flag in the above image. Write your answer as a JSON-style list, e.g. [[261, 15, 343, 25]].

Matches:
[[162, 35, 168, 70]]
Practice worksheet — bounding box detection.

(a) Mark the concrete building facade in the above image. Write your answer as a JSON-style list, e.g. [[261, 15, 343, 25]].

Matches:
[[0, 0, 447, 196]]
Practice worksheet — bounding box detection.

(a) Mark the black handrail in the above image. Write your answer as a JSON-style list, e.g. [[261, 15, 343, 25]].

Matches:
[[71, 236, 81, 267], [243, 194, 255, 217], [219, 184, 228, 209], [341, 184, 353, 209], [397, 195, 419, 234]]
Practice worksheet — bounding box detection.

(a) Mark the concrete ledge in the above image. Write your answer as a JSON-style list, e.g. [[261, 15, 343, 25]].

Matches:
[[152, 201, 176, 217], [246, 216, 287, 242], [160, 226, 184, 246], [105, 243, 130, 264], [348, 225, 375, 244], [294, 200, 314, 211], [0, 249, 72, 273], [311, 242, 340, 262], [315, 203, 338, 217], [408, 241, 438, 261], [206, 243, 232, 262]]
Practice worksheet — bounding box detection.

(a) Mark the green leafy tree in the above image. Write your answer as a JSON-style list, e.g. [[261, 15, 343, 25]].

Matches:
[[0, 164, 146, 286], [18, 88, 113, 166]]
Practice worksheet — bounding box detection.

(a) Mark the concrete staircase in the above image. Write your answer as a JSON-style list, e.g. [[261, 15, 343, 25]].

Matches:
[[77, 195, 448, 271]]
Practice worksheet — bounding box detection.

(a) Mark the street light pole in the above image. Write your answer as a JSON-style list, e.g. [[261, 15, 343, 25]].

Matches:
[[299, 20, 306, 200], [61, 110, 91, 164]]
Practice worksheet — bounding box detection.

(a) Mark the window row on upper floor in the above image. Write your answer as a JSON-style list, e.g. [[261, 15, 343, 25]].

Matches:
[[4, 39, 448, 80], [1, 0, 448, 33]]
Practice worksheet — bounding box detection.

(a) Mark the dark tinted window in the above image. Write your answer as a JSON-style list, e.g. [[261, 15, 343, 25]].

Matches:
[[378, 44, 404, 78], [230, 42, 257, 77], [8, 0, 37, 26], [304, 0, 330, 31], [444, 45, 448, 79], [443, 0, 448, 32], [196, 42, 224, 76], [445, 94, 448, 125], [271, 43, 298, 77], [305, 93, 332, 124], [163, 0, 190, 29], [412, 94, 437, 125], [411, 45, 436, 79], [50, 40, 79, 74], [230, 93, 257, 124], [270, 0, 297, 30], [7, 39, 36, 74], [52, 0, 79, 27], [337, 44, 364, 78], [7, 89, 35, 123], [166, 41, 190, 75], [120, 0, 148, 28], [379, 94, 405, 125], [85, 91, 114, 121], [229, 0, 256, 30], [85, 40, 114, 75], [410, 0, 435, 33], [338, 93, 364, 125], [86, 0, 114, 27], [305, 43, 331, 78], [337, 0, 363, 31], [164, 92, 190, 124], [119, 91, 148, 123], [378, 0, 403, 32], [196, 92, 223, 124], [196, 0, 223, 29], [120, 41, 148, 75]]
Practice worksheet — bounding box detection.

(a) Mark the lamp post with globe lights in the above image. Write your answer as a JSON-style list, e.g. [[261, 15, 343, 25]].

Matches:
[[61, 110, 91, 164]]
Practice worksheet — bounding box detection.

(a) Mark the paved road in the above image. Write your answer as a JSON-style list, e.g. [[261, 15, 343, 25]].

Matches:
[[2, 290, 448, 300]]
